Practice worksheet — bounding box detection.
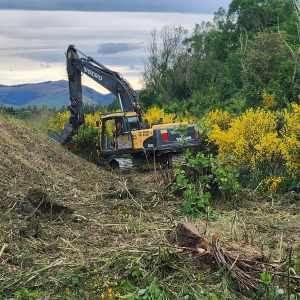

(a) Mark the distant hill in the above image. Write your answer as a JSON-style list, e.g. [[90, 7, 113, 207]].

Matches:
[[0, 80, 114, 109]]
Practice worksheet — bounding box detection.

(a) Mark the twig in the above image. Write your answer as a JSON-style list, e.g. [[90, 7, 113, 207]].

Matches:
[[0, 198, 10, 210], [224, 254, 240, 279], [119, 179, 146, 213], [0, 201, 17, 221], [253, 180, 263, 193], [0, 243, 8, 258], [287, 247, 293, 300]]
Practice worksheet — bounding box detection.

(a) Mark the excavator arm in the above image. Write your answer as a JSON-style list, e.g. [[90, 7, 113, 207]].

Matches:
[[48, 45, 143, 147]]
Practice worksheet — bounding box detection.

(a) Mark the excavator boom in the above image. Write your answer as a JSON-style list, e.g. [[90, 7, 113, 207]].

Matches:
[[48, 45, 144, 146]]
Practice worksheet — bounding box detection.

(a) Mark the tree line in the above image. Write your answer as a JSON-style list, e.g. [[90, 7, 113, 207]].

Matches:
[[139, 0, 300, 116], [0, 101, 121, 119]]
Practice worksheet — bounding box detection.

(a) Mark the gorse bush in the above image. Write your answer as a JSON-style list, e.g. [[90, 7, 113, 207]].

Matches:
[[204, 109, 232, 132], [48, 111, 69, 132], [208, 107, 279, 165], [142, 107, 193, 128], [280, 104, 300, 180], [207, 104, 300, 194]]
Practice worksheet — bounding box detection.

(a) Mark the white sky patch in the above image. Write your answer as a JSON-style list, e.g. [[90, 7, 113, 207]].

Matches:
[[0, 10, 214, 93], [0, 65, 66, 84], [82, 65, 144, 94]]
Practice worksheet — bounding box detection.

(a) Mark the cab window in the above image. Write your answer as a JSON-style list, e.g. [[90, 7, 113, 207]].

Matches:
[[127, 116, 139, 131], [115, 117, 128, 133]]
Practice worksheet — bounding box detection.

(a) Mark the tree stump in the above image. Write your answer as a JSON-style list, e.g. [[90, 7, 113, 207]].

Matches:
[[169, 222, 211, 254]]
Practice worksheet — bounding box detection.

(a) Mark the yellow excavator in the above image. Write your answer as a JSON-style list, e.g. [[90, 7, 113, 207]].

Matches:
[[48, 45, 200, 171]]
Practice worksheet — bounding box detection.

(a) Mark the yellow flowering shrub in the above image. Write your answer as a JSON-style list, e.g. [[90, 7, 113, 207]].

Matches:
[[143, 107, 194, 128], [143, 107, 164, 128], [260, 176, 284, 195], [74, 112, 102, 148], [279, 104, 300, 179], [49, 111, 70, 132], [206, 105, 300, 193], [208, 107, 279, 165], [84, 111, 102, 132], [262, 90, 276, 109], [253, 132, 281, 168], [205, 109, 232, 132]]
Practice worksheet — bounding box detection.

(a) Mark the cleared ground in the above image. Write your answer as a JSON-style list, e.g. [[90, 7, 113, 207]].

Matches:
[[0, 115, 299, 299]]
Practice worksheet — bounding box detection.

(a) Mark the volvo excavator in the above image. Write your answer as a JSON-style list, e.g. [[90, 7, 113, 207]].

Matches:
[[48, 45, 200, 172]]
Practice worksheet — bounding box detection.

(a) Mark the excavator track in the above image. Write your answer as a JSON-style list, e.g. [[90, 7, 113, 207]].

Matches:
[[170, 153, 187, 168], [109, 158, 134, 174]]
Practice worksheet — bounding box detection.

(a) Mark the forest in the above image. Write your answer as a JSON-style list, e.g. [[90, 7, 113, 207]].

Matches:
[[139, 0, 300, 115]]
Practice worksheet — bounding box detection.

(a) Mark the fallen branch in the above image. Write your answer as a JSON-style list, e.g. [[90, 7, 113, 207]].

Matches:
[[170, 222, 284, 292], [212, 234, 263, 291]]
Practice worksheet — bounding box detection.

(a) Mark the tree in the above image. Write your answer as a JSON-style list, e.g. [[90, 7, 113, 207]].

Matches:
[[228, 0, 294, 33], [142, 25, 192, 106], [244, 31, 290, 84], [277, 0, 300, 82]]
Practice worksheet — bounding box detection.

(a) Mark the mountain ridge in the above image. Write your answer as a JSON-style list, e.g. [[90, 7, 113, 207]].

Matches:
[[0, 80, 114, 108]]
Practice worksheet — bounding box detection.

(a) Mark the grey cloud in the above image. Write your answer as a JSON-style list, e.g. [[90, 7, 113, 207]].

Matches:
[[11, 50, 63, 63], [0, 0, 231, 14], [40, 64, 50, 69], [0, 22, 147, 46], [97, 43, 143, 55], [129, 65, 142, 71], [10, 49, 145, 67], [0, 46, 57, 51], [92, 57, 145, 68]]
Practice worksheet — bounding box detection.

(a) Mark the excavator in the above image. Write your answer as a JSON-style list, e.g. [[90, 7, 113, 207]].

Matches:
[[48, 45, 200, 172]]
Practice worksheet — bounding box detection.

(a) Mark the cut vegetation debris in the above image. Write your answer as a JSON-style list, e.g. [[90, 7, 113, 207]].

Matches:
[[0, 115, 299, 299]]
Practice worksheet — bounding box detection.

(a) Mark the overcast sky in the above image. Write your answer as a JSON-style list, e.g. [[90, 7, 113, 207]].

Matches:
[[0, 1, 231, 93]]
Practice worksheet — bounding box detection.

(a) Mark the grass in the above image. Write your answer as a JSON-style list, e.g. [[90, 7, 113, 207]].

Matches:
[[0, 114, 299, 299]]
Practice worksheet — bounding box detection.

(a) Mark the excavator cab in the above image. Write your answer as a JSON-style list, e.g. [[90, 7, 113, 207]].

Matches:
[[101, 112, 140, 155]]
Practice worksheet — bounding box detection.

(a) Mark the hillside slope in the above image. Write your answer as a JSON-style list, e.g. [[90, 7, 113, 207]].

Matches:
[[0, 116, 299, 299], [0, 80, 114, 108], [0, 116, 157, 296]]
